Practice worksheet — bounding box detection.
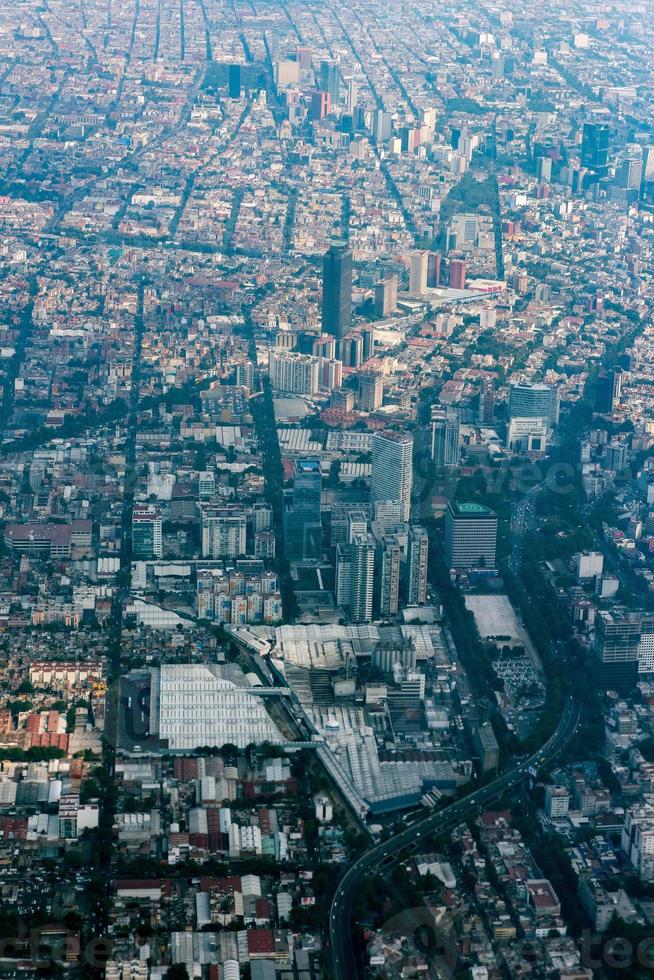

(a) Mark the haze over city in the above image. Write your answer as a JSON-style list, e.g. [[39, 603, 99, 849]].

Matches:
[[0, 0, 653, 978]]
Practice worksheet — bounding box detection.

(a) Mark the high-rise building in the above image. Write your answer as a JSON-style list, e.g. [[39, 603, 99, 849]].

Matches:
[[335, 533, 376, 623], [371, 109, 392, 143], [581, 121, 609, 177], [374, 275, 398, 316], [371, 431, 413, 522], [322, 242, 352, 339], [406, 526, 429, 605], [132, 505, 163, 559], [345, 78, 357, 112], [449, 259, 467, 290], [268, 350, 320, 395], [509, 382, 559, 426], [228, 64, 241, 99], [376, 534, 401, 617], [358, 372, 384, 412], [431, 408, 460, 467], [427, 251, 441, 287], [351, 533, 376, 623], [409, 251, 429, 295], [445, 501, 497, 570], [594, 608, 641, 692], [284, 459, 322, 561], [479, 379, 495, 425], [198, 471, 216, 501], [201, 506, 247, 559], [595, 369, 623, 415], [309, 90, 331, 121], [319, 60, 340, 103]]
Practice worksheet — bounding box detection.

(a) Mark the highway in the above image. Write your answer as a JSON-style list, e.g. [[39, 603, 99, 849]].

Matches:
[[329, 697, 581, 980]]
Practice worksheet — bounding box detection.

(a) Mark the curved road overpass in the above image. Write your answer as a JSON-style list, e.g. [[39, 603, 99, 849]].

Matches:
[[329, 697, 581, 979]]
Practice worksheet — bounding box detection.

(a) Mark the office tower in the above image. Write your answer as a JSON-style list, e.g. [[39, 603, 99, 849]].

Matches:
[[322, 241, 352, 339], [431, 408, 460, 467], [581, 121, 609, 177], [275, 60, 300, 87], [409, 251, 429, 295], [346, 78, 357, 112], [427, 251, 441, 288], [376, 534, 401, 617], [296, 46, 312, 70], [371, 431, 413, 522], [198, 471, 216, 501], [406, 526, 429, 605], [228, 64, 241, 99], [319, 60, 340, 103], [374, 275, 398, 316], [594, 608, 641, 692], [449, 259, 467, 289], [358, 372, 384, 412], [132, 505, 163, 559], [536, 156, 552, 181], [479, 379, 495, 425], [309, 90, 330, 121], [284, 459, 322, 561], [509, 382, 559, 426], [445, 501, 497, 570], [371, 109, 392, 143], [616, 144, 643, 191], [351, 533, 376, 623], [595, 369, 623, 416], [201, 506, 247, 559]]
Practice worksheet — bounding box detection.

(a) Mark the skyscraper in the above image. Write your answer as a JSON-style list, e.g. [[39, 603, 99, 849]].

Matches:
[[595, 369, 623, 416], [335, 533, 376, 623], [581, 121, 609, 177], [371, 431, 413, 522], [509, 382, 559, 426], [322, 241, 352, 339], [409, 251, 429, 295], [319, 60, 340, 104], [374, 275, 398, 316], [228, 64, 241, 99], [376, 534, 401, 617], [284, 459, 322, 561], [449, 259, 467, 290], [132, 505, 163, 559], [431, 408, 460, 467], [358, 372, 384, 412], [594, 608, 641, 692], [406, 526, 429, 605], [350, 533, 376, 623], [445, 501, 497, 570]]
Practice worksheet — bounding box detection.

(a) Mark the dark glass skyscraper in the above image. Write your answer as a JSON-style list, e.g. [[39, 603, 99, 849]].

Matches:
[[322, 241, 352, 339], [228, 64, 241, 99], [284, 459, 323, 561], [581, 122, 609, 177], [319, 60, 340, 104]]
